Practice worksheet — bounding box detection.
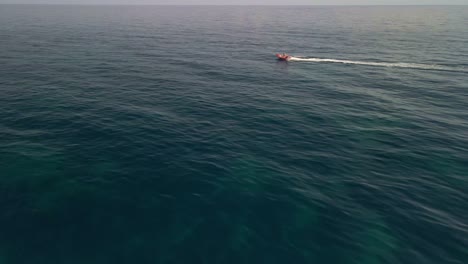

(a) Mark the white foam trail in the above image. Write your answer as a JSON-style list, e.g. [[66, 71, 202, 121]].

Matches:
[[289, 57, 463, 72]]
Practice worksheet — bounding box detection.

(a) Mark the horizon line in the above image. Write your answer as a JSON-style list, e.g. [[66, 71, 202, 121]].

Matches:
[[0, 3, 467, 6]]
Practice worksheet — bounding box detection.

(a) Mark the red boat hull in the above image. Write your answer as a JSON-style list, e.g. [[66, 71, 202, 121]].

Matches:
[[276, 53, 291, 61]]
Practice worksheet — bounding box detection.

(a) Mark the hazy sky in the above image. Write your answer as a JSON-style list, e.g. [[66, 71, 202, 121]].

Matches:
[[1, 0, 467, 4]]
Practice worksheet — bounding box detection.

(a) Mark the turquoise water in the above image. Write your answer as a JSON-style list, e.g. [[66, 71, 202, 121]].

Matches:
[[0, 5, 467, 264]]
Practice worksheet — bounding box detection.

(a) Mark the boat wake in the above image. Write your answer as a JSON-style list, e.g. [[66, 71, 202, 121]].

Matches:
[[288, 57, 466, 72]]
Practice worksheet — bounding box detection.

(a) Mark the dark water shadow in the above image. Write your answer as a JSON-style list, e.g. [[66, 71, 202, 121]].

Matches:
[[274, 60, 290, 74]]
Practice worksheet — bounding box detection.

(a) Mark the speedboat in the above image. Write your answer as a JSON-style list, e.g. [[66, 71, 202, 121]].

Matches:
[[276, 53, 291, 61]]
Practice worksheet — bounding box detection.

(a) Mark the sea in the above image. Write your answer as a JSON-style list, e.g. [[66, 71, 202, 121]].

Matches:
[[0, 5, 467, 264]]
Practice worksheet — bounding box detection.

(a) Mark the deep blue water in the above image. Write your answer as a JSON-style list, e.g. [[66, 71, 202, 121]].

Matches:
[[0, 5, 468, 264]]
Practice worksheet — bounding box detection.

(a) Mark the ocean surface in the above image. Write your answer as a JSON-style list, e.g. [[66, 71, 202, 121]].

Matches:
[[0, 5, 467, 264]]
